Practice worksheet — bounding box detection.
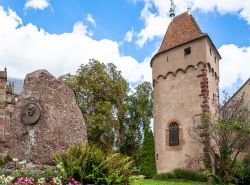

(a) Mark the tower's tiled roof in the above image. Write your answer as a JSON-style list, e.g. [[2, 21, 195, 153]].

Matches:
[[157, 12, 206, 54], [151, 12, 221, 67]]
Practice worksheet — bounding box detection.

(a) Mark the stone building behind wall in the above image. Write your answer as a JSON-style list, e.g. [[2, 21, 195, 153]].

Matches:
[[224, 78, 250, 157], [151, 12, 221, 173], [228, 78, 250, 107], [0, 68, 17, 153]]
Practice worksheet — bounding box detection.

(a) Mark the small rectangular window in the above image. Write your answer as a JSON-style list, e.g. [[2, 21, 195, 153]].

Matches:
[[167, 56, 169, 62], [210, 48, 212, 55], [169, 123, 179, 146], [214, 56, 217, 63], [184, 47, 191, 56]]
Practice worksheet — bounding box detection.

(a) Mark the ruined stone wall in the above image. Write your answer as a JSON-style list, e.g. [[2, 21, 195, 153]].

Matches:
[[0, 77, 6, 147], [0, 69, 16, 154]]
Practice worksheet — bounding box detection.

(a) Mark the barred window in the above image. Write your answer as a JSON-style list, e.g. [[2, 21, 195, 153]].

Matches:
[[169, 122, 179, 146]]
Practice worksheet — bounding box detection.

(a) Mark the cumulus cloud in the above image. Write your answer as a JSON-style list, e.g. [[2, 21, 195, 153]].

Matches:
[[25, 0, 49, 10], [135, 0, 250, 47], [0, 6, 151, 85], [86, 13, 96, 26], [219, 44, 250, 89], [135, 0, 188, 47], [124, 28, 134, 42], [192, 0, 250, 24]]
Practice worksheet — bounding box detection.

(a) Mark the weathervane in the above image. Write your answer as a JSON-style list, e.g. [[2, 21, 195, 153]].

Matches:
[[187, 0, 191, 13], [169, 0, 176, 19]]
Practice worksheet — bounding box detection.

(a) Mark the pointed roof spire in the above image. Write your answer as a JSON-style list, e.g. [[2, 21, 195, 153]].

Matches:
[[150, 12, 221, 66], [157, 12, 205, 54]]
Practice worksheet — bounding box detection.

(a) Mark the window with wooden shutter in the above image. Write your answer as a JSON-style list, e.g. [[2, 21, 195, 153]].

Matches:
[[169, 122, 179, 146]]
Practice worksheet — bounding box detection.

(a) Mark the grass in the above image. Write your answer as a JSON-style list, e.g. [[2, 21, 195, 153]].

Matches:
[[131, 179, 213, 185]]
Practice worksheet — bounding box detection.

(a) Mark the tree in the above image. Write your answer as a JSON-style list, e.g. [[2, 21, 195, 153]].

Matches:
[[59, 60, 154, 166], [59, 59, 129, 152], [119, 82, 153, 165], [141, 125, 156, 178], [190, 92, 250, 183]]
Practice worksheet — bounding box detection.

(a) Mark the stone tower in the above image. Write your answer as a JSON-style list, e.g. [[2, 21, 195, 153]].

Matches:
[[151, 12, 221, 173]]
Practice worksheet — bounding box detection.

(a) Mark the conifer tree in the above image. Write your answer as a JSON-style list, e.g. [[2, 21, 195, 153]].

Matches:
[[141, 125, 156, 178]]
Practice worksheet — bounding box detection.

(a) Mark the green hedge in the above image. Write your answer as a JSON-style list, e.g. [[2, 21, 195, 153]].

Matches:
[[154, 168, 208, 182]]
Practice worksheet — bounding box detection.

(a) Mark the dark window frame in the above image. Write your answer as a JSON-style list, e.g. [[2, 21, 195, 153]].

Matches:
[[169, 122, 179, 146]]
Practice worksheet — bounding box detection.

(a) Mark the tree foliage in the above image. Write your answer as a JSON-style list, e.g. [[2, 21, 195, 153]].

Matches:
[[60, 59, 129, 152], [59, 59, 153, 164], [141, 125, 156, 178], [119, 82, 153, 165], [190, 92, 250, 183]]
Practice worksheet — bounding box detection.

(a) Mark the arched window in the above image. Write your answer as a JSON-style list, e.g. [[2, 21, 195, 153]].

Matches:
[[169, 122, 179, 146]]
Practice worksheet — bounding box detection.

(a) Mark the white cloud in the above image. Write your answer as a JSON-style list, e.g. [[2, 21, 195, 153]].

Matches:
[[135, 0, 188, 47], [124, 28, 134, 42], [0, 6, 151, 86], [135, 0, 250, 47], [219, 44, 250, 89], [191, 0, 250, 24], [86, 13, 96, 26], [73, 21, 93, 37], [25, 0, 49, 10]]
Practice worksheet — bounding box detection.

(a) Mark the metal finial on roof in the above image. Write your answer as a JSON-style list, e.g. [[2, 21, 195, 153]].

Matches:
[[187, 0, 191, 14], [169, 0, 176, 19]]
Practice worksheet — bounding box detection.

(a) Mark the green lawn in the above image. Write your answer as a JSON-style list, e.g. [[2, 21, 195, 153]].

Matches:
[[131, 179, 212, 185]]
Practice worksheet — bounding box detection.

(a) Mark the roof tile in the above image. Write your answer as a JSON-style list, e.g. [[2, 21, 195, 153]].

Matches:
[[157, 12, 206, 54]]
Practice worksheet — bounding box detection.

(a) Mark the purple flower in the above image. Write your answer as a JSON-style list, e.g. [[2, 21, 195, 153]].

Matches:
[[14, 177, 34, 184]]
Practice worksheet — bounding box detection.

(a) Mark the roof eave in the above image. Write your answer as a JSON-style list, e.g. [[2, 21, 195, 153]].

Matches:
[[150, 34, 221, 67]]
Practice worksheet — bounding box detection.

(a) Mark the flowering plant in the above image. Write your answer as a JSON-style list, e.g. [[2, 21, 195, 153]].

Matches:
[[64, 177, 81, 185], [19, 160, 27, 166], [13, 177, 34, 184], [47, 176, 62, 185], [12, 158, 18, 162], [37, 177, 46, 184], [0, 175, 14, 184]]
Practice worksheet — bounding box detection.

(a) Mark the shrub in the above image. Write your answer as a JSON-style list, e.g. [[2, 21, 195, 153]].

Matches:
[[153, 168, 208, 182], [131, 167, 140, 175], [54, 144, 133, 185], [140, 126, 156, 178], [173, 168, 208, 182], [233, 156, 250, 185], [0, 156, 10, 167], [153, 172, 175, 180], [42, 165, 61, 179]]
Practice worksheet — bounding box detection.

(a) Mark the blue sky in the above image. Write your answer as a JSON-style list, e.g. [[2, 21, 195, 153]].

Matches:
[[0, 0, 249, 95]]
